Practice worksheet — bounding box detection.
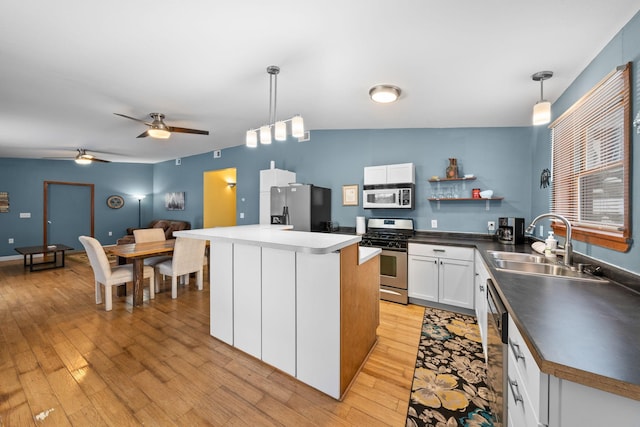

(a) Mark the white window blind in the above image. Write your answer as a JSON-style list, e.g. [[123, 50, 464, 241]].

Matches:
[[549, 63, 630, 251]]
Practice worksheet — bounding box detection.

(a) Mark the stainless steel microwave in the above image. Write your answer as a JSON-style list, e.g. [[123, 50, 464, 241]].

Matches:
[[363, 184, 415, 209]]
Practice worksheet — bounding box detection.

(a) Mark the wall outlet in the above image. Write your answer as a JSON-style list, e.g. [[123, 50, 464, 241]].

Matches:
[[213, 150, 222, 158], [19, 212, 31, 218], [240, 212, 245, 219], [487, 221, 495, 232], [8, 238, 14, 244], [431, 219, 438, 229], [108, 231, 112, 236]]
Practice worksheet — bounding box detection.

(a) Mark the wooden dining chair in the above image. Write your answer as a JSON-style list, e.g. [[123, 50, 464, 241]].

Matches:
[[78, 236, 155, 311], [153, 237, 206, 299]]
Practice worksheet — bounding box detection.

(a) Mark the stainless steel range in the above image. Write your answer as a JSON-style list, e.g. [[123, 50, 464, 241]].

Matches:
[[360, 218, 414, 304]]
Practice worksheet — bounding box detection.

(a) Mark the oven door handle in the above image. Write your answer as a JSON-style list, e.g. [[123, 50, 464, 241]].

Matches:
[[380, 288, 402, 296]]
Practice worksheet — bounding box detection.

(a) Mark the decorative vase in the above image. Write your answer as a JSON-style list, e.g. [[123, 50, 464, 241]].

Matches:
[[446, 158, 458, 179]]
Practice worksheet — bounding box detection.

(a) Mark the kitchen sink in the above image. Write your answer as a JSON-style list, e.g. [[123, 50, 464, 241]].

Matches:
[[492, 259, 607, 282], [487, 251, 548, 264]]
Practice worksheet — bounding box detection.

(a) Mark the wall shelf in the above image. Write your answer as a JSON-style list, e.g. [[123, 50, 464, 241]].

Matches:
[[428, 176, 502, 211], [428, 177, 476, 182]]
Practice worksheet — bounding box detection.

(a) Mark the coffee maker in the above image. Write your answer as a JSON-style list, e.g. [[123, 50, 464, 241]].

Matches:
[[497, 217, 525, 244]]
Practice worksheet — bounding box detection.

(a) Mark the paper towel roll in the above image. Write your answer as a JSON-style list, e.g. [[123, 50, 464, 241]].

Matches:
[[356, 216, 366, 235]]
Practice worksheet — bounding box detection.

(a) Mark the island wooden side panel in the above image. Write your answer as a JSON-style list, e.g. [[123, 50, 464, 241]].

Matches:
[[340, 243, 380, 396]]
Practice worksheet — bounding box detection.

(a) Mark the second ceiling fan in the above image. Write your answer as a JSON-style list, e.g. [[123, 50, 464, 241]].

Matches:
[[114, 112, 209, 139]]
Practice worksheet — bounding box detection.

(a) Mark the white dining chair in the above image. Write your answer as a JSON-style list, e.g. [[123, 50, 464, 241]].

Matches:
[[79, 235, 155, 311], [133, 228, 173, 268], [153, 237, 206, 299]]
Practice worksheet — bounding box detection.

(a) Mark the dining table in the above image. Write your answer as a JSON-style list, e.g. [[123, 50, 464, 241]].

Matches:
[[108, 240, 175, 307]]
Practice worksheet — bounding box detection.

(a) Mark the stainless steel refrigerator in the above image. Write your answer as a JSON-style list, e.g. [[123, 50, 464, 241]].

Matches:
[[270, 184, 331, 232]]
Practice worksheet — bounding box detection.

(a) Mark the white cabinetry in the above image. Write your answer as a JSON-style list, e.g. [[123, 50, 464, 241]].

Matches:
[[233, 244, 262, 358], [262, 247, 296, 376], [364, 163, 415, 185], [508, 316, 640, 427], [259, 168, 296, 224], [363, 165, 387, 185], [210, 241, 234, 345], [296, 251, 341, 397], [507, 316, 549, 427], [408, 243, 474, 309], [474, 250, 489, 358]]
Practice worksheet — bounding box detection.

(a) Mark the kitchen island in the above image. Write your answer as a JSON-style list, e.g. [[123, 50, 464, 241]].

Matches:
[[175, 225, 381, 399]]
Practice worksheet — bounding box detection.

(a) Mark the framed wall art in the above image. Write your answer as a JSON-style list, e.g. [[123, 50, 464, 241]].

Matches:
[[165, 192, 185, 210], [342, 184, 359, 206]]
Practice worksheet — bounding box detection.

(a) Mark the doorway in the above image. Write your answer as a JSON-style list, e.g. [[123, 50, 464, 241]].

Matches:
[[203, 168, 237, 228], [44, 181, 94, 248]]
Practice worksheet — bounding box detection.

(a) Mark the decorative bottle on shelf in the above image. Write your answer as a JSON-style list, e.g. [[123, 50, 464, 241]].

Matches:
[[446, 158, 458, 179]]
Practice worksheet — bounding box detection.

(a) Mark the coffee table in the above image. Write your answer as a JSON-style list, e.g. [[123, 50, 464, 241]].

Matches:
[[15, 244, 74, 272]]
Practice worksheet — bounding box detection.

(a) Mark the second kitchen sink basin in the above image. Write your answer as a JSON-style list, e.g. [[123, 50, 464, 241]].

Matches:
[[493, 259, 607, 282], [487, 251, 548, 263]]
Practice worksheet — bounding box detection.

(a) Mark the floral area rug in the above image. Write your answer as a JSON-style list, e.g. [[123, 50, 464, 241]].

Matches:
[[406, 307, 495, 427]]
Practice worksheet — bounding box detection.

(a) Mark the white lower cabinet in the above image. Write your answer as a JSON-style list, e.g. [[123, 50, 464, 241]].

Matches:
[[408, 243, 474, 309], [210, 242, 234, 345], [474, 250, 489, 358], [233, 244, 262, 359], [507, 316, 640, 427], [507, 316, 549, 427], [261, 247, 296, 376], [296, 251, 341, 398]]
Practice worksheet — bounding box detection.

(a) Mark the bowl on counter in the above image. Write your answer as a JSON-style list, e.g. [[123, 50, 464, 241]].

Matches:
[[479, 190, 494, 199]]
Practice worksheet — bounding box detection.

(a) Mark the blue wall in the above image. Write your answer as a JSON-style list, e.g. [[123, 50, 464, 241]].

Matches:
[[530, 10, 640, 274], [154, 127, 532, 233], [0, 158, 153, 255]]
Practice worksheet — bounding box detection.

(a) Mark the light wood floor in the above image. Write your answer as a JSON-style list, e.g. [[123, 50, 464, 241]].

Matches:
[[0, 254, 425, 426]]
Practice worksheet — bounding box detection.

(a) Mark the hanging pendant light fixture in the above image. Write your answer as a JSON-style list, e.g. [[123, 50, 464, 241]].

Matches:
[[532, 71, 553, 125], [246, 65, 304, 147]]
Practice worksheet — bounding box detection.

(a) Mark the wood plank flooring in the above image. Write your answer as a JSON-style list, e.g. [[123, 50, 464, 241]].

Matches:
[[0, 254, 425, 426]]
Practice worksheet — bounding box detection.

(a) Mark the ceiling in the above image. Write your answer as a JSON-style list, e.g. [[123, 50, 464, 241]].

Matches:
[[1, 1, 638, 164]]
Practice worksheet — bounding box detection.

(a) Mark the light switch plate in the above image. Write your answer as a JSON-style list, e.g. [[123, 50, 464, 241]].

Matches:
[[431, 219, 438, 228]]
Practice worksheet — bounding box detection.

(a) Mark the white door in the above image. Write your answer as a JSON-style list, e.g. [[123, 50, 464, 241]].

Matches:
[[408, 255, 439, 301], [439, 258, 474, 309]]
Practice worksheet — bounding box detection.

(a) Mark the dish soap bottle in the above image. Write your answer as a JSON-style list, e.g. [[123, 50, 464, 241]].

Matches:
[[545, 231, 557, 257]]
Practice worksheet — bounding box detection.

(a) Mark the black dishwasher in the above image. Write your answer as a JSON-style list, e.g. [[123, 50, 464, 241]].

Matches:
[[486, 278, 508, 427]]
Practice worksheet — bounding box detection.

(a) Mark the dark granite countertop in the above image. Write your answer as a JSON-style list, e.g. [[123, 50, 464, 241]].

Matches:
[[408, 231, 640, 402]]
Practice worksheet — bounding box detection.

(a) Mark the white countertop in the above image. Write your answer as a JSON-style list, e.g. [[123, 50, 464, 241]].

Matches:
[[175, 224, 363, 255], [358, 246, 381, 264]]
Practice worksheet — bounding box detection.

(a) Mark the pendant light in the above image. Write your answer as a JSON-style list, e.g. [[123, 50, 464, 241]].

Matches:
[[532, 71, 553, 125], [246, 65, 304, 147]]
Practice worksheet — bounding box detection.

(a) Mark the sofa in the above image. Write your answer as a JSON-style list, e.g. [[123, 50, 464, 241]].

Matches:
[[116, 219, 191, 245]]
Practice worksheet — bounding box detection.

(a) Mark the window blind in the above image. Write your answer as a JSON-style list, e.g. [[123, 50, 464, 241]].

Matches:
[[549, 63, 630, 250]]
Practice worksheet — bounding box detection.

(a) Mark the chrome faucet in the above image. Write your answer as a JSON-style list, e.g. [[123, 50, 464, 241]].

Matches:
[[526, 213, 573, 267]]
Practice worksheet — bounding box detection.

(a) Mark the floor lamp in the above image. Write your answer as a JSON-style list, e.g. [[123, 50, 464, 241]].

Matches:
[[135, 195, 146, 228]]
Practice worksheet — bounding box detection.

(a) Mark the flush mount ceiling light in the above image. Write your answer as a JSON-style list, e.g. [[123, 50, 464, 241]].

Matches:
[[532, 71, 553, 125], [369, 85, 401, 103], [246, 65, 304, 148]]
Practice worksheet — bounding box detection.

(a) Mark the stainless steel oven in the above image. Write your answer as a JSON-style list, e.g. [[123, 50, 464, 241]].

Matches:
[[379, 249, 408, 304], [360, 218, 414, 304], [486, 278, 508, 427]]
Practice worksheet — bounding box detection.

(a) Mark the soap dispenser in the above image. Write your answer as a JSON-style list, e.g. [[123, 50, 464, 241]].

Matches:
[[545, 231, 557, 257]]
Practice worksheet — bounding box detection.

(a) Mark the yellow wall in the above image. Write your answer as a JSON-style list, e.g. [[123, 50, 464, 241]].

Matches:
[[203, 168, 237, 228]]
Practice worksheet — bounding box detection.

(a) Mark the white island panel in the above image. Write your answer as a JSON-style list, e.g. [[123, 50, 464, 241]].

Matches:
[[296, 251, 341, 398], [210, 242, 234, 345], [262, 247, 296, 376], [233, 244, 262, 359]]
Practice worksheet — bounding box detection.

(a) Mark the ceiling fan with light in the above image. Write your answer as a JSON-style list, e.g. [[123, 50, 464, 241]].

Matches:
[[114, 112, 209, 139], [74, 149, 110, 164]]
